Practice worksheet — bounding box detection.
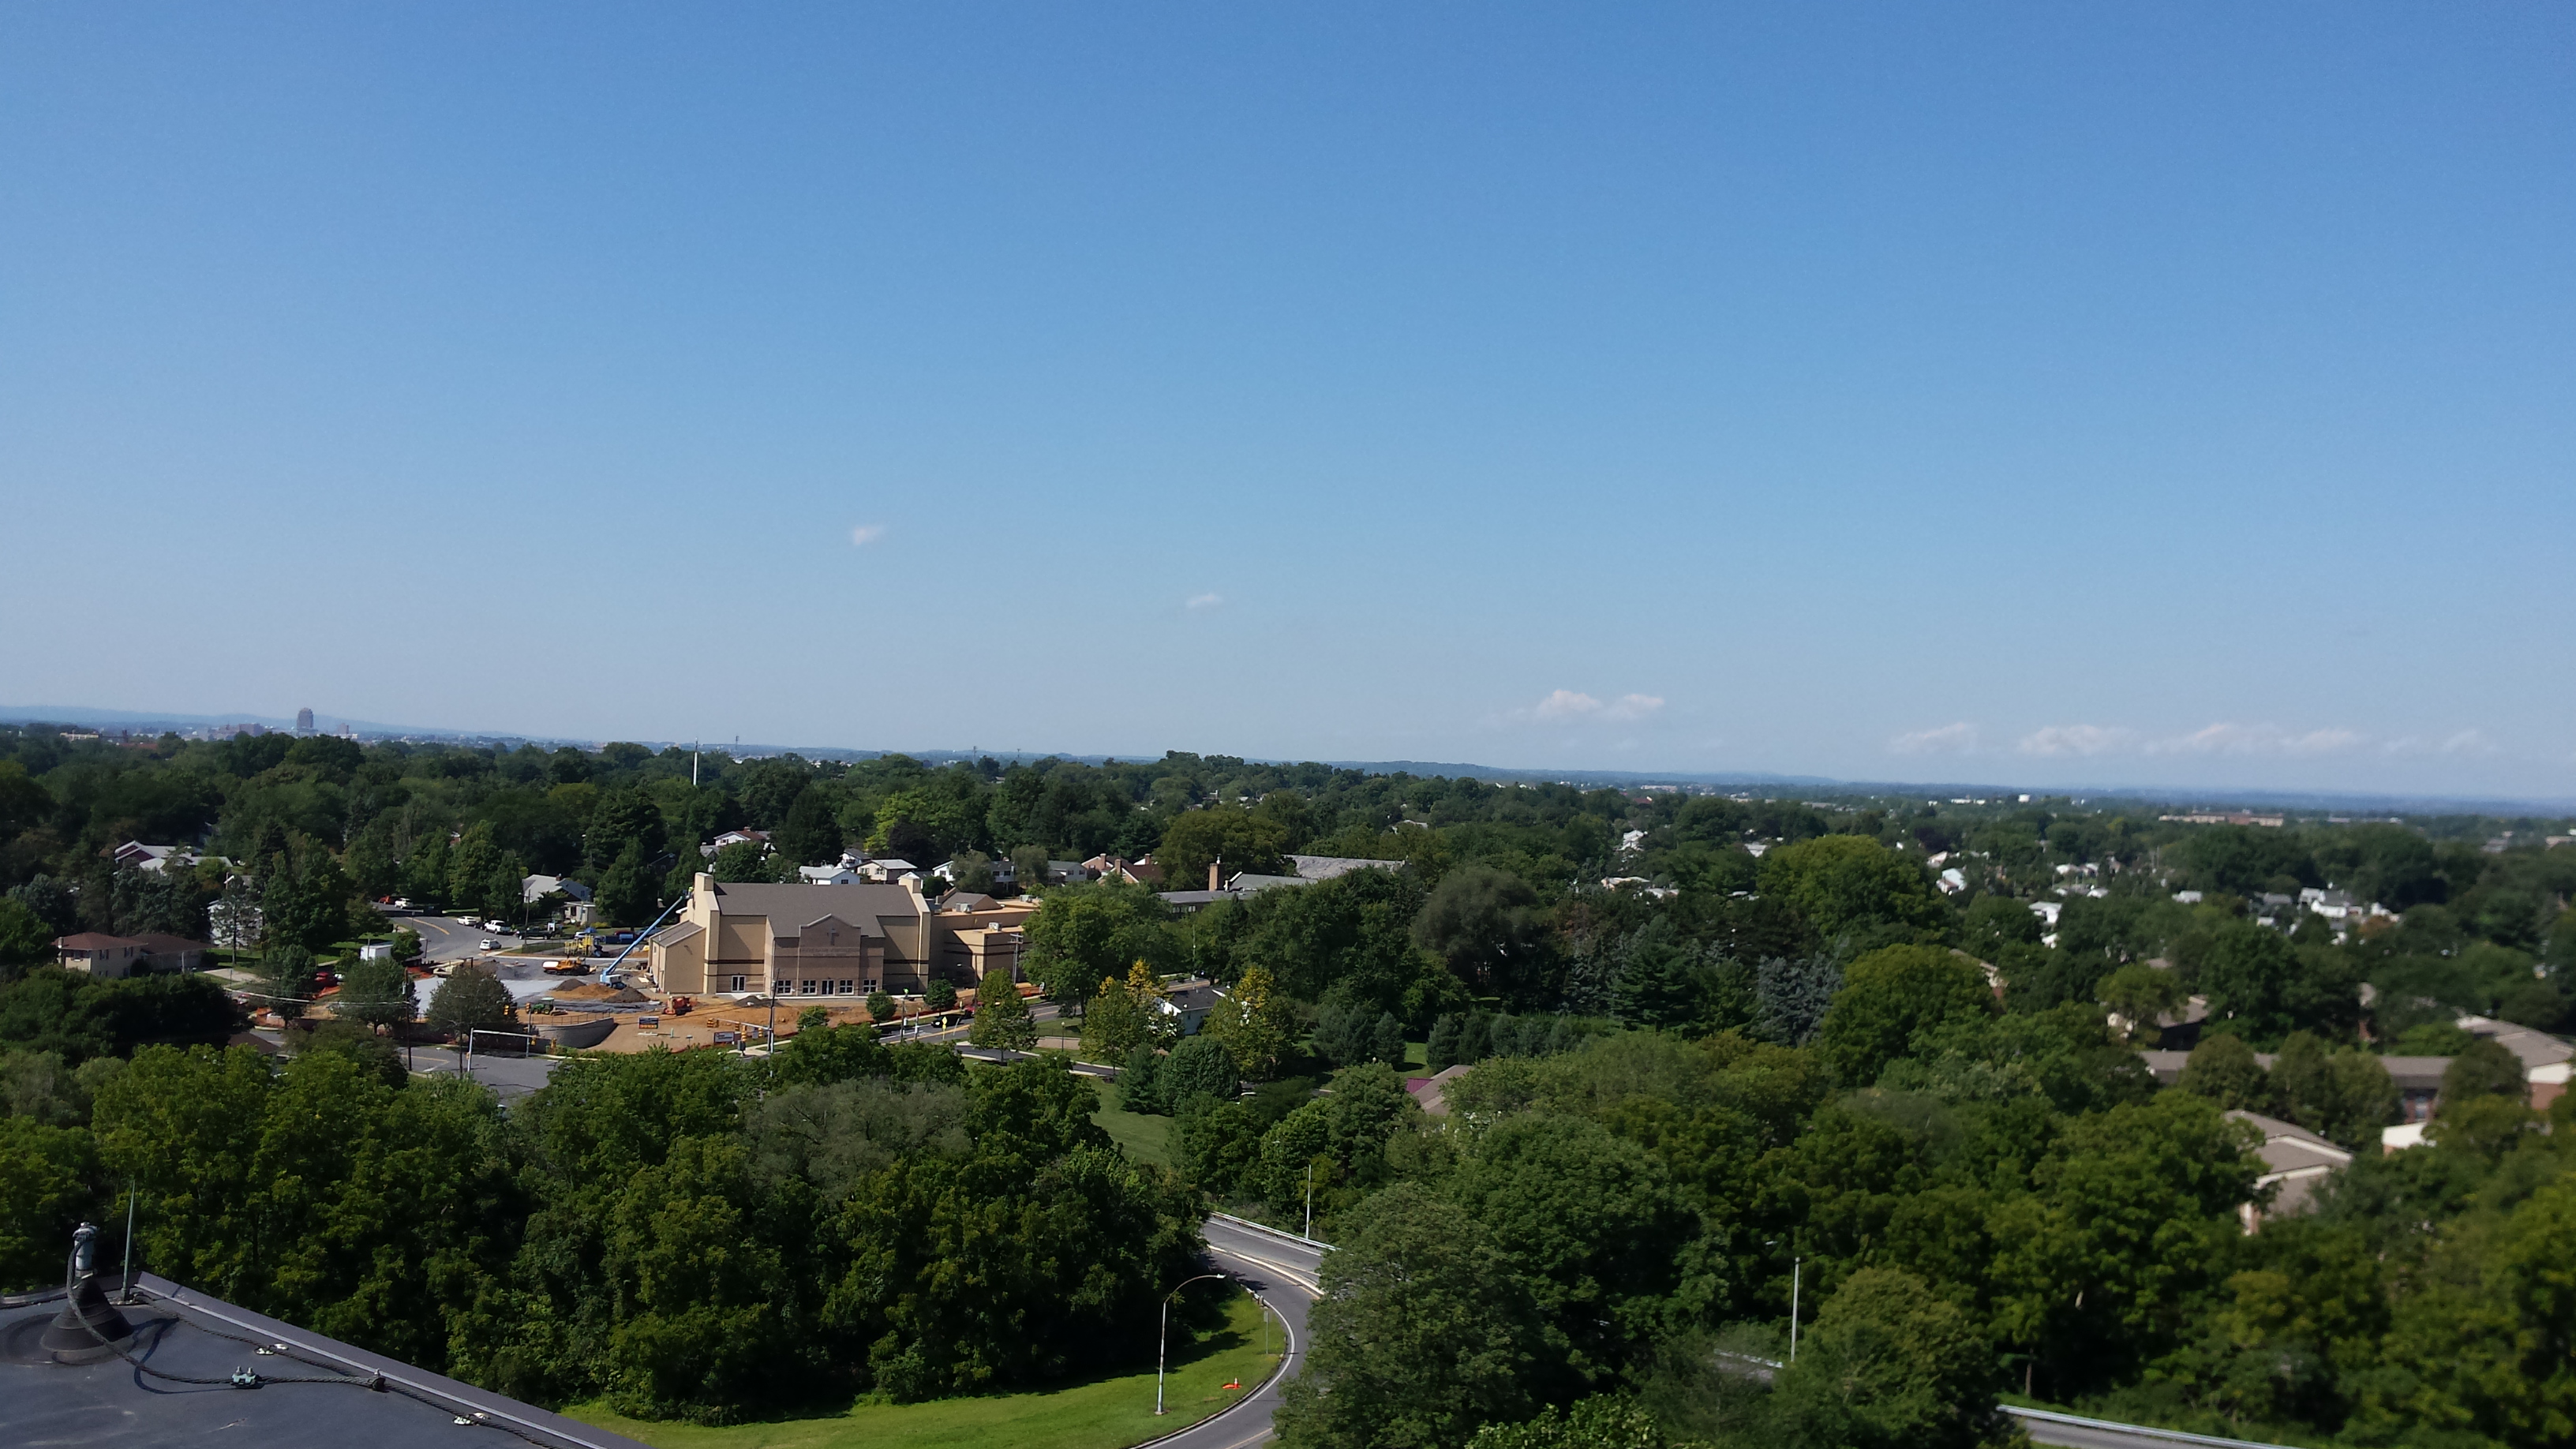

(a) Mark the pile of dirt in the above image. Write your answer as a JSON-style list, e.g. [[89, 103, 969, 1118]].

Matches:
[[549, 982, 650, 1004]]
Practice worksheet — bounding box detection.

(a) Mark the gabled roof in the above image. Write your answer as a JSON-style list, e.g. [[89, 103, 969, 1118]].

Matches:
[[53, 933, 143, 952], [710, 881, 921, 928]]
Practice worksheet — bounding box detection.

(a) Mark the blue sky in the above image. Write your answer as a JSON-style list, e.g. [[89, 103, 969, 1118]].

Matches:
[[3, 4, 2570, 797]]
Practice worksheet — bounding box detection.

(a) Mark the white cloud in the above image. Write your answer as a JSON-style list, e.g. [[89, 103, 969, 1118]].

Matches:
[[1604, 693, 1665, 721], [1533, 690, 1604, 721], [1185, 592, 1223, 611], [2147, 723, 2364, 756], [2018, 724, 2136, 758], [2439, 728, 2497, 755], [1891, 722, 1979, 755], [850, 524, 888, 546]]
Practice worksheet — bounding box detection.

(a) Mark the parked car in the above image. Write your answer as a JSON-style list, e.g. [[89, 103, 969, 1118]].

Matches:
[[479, 938, 500, 951]]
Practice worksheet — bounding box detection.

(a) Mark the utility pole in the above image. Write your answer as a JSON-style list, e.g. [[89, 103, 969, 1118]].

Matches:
[[1790, 1255, 1802, 1363], [1305, 1163, 1315, 1241]]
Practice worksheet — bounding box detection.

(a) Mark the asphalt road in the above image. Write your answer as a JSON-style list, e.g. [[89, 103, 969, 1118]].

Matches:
[[403, 914, 522, 962], [1150, 1215, 1328, 1449], [409, 1045, 576, 1102]]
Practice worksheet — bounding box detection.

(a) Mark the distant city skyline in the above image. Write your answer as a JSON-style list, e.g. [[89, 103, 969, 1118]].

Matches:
[[3, 6, 2569, 798]]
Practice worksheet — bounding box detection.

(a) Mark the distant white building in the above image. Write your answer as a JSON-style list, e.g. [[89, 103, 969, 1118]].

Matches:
[[2029, 900, 2064, 927], [1938, 867, 1968, 894], [799, 863, 860, 886]]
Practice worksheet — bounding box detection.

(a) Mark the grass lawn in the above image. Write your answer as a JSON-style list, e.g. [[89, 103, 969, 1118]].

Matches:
[[1091, 1082, 1174, 1168], [565, 1291, 1278, 1449]]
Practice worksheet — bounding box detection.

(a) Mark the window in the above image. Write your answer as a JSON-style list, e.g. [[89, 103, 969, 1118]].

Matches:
[[837, 980, 854, 995], [728, 975, 746, 993], [799, 980, 817, 995], [862, 977, 878, 992]]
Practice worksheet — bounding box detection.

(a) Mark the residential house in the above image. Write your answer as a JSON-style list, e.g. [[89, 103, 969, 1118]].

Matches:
[[646, 873, 1037, 1000], [1937, 868, 1968, 894], [1045, 859, 1095, 885], [2141, 1050, 2450, 1126], [2457, 1015, 2574, 1111], [698, 829, 770, 859], [1406, 1064, 1472, 1118], [55, 932, 211, 979], [1151, 981, 1227, 1037], [1085, 854, 1165, 887], [2228, 1110, 2353, 1231], [112, 842, 188, 874], [798, 863, 861, 886], [858, 858, 921, 883], [522, 874, 595, 926]]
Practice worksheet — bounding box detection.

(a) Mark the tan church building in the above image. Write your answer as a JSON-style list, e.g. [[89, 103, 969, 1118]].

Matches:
[[646, 873, 1035, 1000]]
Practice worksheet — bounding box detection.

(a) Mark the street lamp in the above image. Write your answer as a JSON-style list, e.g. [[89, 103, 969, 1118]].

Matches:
[[1157, 1273, 1229, 1416]]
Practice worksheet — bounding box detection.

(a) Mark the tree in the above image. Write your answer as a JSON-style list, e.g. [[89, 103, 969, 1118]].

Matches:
[[708, 840, 778, 884], [1765, 1267, 2012, 1449], [925, 978, 959, 1012], [597, 839, 657, 927], [1202, 964, 1289, 1080], [1415, 866, 1553, 1003], [2267, 1031, 2398, 1149], [1818, 945, 1993, 1087], [2174, 1033, 2269, 1110], [1160, 1035, 1239, 1109], [947, 851, 998, 894], [867, 990, 897, 1024], [1080, 963, 1166, 1063], [1154, 807, 1292, 893], [0, 1114, 97, 1291], [774, 787, 844, 867], [425, 967, 515, 1039], [1466, 1397, 1663, 1449], [1009, 844, 1052, 893], [1023, 884, 1178, 1005], [1275, 1182, 1542, 1449], [1756, 952, 1843, 1046], [2096, 963, 2182, 1044], [2196, 922, 2308, 1045], [390, 926, 424, 966], [968, 980, 1037, 1050], [2443, 1037, 2528, 1105], [447, 821, 504, 919], [337, 954, 416, 1032], [263, 843, 354, 956], [260, 944, 318, 1022], [0, 898, 51, 983], [1757, 835, 1947, 949]]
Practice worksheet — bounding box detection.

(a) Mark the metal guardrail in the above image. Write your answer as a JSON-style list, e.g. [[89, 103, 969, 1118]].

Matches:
[[2003, 1405, 2290, 1448], [1208, 1211, 1335, 1253]]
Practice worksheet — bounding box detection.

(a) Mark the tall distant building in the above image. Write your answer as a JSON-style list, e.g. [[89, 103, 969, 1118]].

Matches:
[[295, 706, 314, 734]]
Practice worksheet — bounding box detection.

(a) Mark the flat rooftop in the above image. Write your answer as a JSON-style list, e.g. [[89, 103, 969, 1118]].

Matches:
[[2, 1271, 650, 1449]]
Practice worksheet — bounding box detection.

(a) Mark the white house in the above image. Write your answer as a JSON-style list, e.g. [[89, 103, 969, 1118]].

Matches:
[[799, 863, 861, 886]]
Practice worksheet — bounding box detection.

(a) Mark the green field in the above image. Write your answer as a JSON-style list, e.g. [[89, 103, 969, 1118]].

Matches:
[[564, 1292, 1277, 1449], [1091, 1082, 1175, 1167]]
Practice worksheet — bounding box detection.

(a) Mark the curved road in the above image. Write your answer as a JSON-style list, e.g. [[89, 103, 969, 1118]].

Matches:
[[1151, 1215, 1328, 1449]]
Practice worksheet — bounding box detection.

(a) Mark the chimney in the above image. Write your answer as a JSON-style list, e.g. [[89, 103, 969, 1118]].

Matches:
[[1209, 859, 1222, 892]]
